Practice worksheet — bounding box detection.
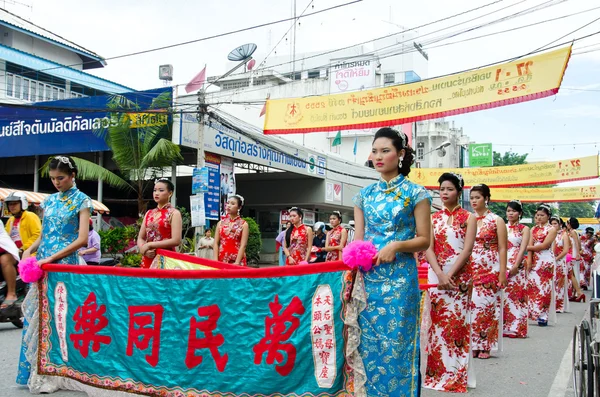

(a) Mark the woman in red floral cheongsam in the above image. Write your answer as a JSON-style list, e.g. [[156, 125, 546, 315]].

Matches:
[[324, 211, 347, 261], [137, 179, 182, 269], [423, 173, 477, 393], [551, 217, 570, 313], [503, 200, 530, 339], [580, 227, 595, 289], [283, 207, 313, 265], [469, 184, 507, 360], [526, 204, 557, 326], [214, 195, 249, 266]]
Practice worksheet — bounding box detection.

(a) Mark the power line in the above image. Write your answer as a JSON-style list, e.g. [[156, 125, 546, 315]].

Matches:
[[207, 1, 584, 100]]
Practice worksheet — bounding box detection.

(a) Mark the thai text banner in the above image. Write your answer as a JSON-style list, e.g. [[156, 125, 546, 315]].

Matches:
[[38, 262, 350, 397], [263, 46, 571, 134], [489, 185, 600, 203], [410, 155, 598, 188], [0, 87, 171, 158]]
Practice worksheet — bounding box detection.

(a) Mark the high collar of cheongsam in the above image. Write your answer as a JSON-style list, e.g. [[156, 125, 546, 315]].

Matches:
[[157, 202, 173, 210], [508, 221, 521, 229], [377, 174, 405, 192], [58, 184, 77, 200], [443, 205, 461, 217], [476, 210, 491, 221]]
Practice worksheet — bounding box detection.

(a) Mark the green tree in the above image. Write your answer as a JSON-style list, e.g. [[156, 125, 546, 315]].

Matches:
[[244, 217, 262, 266], [42, 91, 183, 215], [558, 202, 596, 218], [487, 151, 540, 219]]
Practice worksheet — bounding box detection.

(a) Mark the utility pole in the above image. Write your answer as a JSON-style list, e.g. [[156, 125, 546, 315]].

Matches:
[[194, 89, 207, 257]]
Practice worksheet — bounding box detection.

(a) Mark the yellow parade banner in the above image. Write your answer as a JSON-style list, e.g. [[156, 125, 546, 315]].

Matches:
[[264, 46, 572, 134], [409, 155, 598, 188], [561, 218, 599, 225], [489, 185, 600, 203]]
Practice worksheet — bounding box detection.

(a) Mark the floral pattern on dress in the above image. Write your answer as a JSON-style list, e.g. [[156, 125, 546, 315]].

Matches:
[[218, 216, 247, 265], [424, 207, 472, 393], [554, 230, 568, 313], [17, 185, 92, 386], [528, 223, 555, 322], [141, 204, 175, 269], [503, 223, 528, 338], [470, 210, 501, 352], [286, 224, 308, 266], [580, 235, 594, 288], [325, 225, 345, 261], [352, 174, 431, 397]]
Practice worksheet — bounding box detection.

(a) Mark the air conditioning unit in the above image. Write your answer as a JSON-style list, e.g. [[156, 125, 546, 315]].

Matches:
[[417, 142, 425, 148], [159, 65, 173, 81]]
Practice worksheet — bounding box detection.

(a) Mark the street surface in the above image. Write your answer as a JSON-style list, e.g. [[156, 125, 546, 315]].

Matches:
[[0, 292, 590, 397]]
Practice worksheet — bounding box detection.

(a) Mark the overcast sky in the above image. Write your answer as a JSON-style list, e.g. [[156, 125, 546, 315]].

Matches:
[[10, 0, 600, 165]]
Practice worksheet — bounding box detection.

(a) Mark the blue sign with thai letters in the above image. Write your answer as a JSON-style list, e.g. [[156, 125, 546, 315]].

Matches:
[[0, 87, 171, 158]]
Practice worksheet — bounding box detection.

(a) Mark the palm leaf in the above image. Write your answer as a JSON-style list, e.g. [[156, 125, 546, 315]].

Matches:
[[40, 156, 134, 191], [140, 138, 183, 169]]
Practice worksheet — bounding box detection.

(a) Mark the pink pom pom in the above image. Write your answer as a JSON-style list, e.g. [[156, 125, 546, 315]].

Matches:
[[565, 253, 572, 263], [342, 240, 377, 272], [299, 261, 309, 266], [18, 257, 44, 283]]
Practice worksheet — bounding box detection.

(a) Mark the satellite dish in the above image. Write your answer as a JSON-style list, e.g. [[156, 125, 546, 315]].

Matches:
[[438, 148, 447, 157], [247, 59, 256, 70], [227, 43, 258, 61]]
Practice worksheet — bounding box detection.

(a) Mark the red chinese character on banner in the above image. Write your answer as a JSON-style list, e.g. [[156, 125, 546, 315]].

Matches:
[[324, 296, 332, 306], [314, 295, 323, 306], [185, 305, 228, 372], [126, 305, 164, 367], [70, 292, 111, 358], [325, 339, 334, 349], [253, 295, 305, 376], [324, 310, 331, 321], [314, 338, 324, 349], [320, 365, 329, 379], [313, 311, 322, 321], [319, 351, 331, 365], [323, 324, 333, 335]]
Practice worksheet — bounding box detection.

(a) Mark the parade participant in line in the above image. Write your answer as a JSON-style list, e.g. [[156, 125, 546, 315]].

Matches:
[[580, 227, 595, 289], [137, 178, 182, 269], [324, 211, 347, 261], [283, 207, 313, 265], [423, 172, 476, 392], [503, 200, 530, 339], [18, 155, 93, 390], [346, 220, 356, 243], [197, 228, 215, 260], [551, 217, 570, 313], [214, 195, 248, 266], [469, 184, 507, 359], [275, 221, 291, 266], [311, 222, 327, 263], [526, 204, 557, 327], [566, 218, 585, 302], [78, 219, 101, 266], [350, 127, 431, 396]]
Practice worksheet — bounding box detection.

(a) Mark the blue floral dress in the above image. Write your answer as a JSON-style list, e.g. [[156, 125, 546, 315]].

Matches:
[[349, 174, 431, 397], [16, 185, 92, 386]]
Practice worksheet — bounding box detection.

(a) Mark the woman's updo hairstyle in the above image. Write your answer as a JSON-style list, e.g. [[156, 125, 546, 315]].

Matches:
[[49, 155, 78, 177], [536, 203, 552, 217], [470, 183, 491, 201], [373, 127, 415, 176], [507, 199, 523, 215], [568, 217, 579, 229], [155, 177, 175, 192], [550, 215, 561, 224], [331, 210, 342, 221], [285, 207, 304, 247], [438, 172, 464, 192]]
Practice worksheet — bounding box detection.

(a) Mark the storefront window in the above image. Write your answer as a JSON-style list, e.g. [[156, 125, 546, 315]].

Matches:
[[257, 210, 281, 238]]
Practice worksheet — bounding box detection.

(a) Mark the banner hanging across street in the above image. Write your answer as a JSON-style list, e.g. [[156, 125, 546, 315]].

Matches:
[[37, 257, 351, 397], [488, 184, 600, 203], [263, 46, 572, 134], [409, 155, 598, 188]]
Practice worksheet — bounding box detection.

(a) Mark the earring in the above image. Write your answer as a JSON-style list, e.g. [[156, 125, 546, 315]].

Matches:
[[398, 157, 404, 165], [485, 201, 489, 208]]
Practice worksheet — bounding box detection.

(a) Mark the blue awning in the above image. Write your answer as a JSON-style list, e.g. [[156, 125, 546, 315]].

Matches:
[[0, 44, 132, 94]]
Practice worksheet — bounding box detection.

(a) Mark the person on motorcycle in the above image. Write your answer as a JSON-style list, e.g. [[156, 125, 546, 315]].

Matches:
[[0, 219, 20, 311], [4, 192, 41, 256]]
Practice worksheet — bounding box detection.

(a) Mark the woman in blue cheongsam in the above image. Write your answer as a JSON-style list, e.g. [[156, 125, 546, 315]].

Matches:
[[17, 155, 92, 391], [348, 127, 432, 397]]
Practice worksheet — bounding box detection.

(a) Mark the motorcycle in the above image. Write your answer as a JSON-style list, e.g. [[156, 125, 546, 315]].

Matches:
[[0, 273, 28, 328]]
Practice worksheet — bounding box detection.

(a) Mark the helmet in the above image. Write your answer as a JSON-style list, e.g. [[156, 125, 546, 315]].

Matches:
[[4, 191, 28, 211], [314, 222, 325, 233]]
